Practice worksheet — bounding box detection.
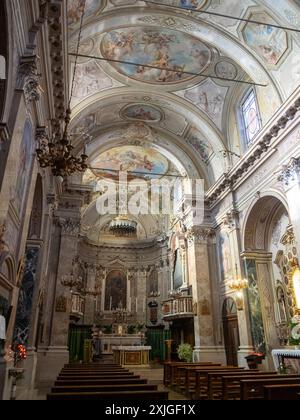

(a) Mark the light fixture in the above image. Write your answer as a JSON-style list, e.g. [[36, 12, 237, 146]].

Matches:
[[292, 262, 300, 314], [228, 265, 248, 310], [61, 256, 83, 292], [109, 216, 137, 237], [36, 1, 88, 177]]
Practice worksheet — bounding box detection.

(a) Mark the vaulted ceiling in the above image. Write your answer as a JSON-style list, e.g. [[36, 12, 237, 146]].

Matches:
[[66, 0, 300, 238]]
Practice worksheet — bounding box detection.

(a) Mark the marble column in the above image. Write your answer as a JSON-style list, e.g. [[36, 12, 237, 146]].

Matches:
[[136, 269, 147, 323], [37, 217, 80, 387], [187, 227, 225, 364], [279, 157, 300, 257], [222, 210, 254, 367]]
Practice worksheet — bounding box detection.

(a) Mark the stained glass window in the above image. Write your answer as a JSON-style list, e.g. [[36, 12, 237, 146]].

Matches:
[[241, 89, 261, 147]]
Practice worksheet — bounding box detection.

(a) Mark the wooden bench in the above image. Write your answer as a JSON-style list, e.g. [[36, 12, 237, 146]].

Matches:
[[264, 383, 300, 400], [58, 371, 134, 377], [51, 384, 158, 393], [170, 363, 220, 389], [206, 370, 265, 400], [47, 390, 169, 400], [222, 373, 278, 400], [194, 367, 246, 400], [163, 362, 216, 386], [55, 378, 146, 386], [241, 376, 300, 400]]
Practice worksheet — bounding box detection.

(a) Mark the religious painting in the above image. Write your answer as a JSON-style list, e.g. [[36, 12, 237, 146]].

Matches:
[[218, 230, 232, 283], [121, 104, 163, 123], [242, 12, 288, 66], [13, 120, 33, 217], [148, 301, 158, 325], [173, 249, 183, 290], [184, 79, 228, 129], [68, 0, 105, 27], [245, 259, 266, 353], [208, 0, 249, 27], [71, 60, 114, 106], [101, 27, 211, 84], [13, 247, 39, 345], [90, 146, 169, 181], [186, 128, 213, 163], [104, 270, 127, 311]]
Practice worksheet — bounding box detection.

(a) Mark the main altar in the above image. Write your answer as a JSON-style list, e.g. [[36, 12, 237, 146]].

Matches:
[[112, 346, 152, 367]]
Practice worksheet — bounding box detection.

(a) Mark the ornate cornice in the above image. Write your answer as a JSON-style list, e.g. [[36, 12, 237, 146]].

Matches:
[[206, 95, 300, 205], [278, 157, 300, 188]]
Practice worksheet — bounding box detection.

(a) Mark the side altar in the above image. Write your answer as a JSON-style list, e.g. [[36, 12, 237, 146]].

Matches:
[[97, 334, 143, 354], [112, 346, 152, 367]]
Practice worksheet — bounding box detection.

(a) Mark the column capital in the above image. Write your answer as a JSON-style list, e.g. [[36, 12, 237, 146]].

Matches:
[[222, 209, 240, 230], [17, 55, 41, 103], [186, 226, 215, 245], [59, 217, 81, 237], [278, 157, 300, 189]]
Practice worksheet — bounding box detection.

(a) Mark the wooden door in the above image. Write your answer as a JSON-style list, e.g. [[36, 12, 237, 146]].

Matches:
[[222, 298, 240, 366]]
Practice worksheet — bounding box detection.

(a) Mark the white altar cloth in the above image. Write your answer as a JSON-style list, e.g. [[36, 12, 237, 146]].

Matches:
[[272, 348, 300, 372]]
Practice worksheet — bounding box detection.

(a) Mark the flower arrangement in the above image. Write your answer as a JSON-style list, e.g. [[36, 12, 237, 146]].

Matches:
[[177, 343, 193, 363]]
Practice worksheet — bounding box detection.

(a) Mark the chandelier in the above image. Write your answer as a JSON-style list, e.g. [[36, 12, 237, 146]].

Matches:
[[36, 1, 88, 178], [36, 109, 88, 177], [109, 216, 137, 237]]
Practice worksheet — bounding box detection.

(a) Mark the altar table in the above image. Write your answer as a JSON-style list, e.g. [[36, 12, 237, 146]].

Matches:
[[272, 348, 300, 373], [112, 346, 152, 367]]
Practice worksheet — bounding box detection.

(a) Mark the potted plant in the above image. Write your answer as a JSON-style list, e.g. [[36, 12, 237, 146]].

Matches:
[[177, 343, 193, 363], [127, 325, 136, 334], [245, 351, 265, 369]]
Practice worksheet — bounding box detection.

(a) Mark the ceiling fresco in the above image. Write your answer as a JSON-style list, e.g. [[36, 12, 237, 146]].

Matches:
[[86, 145, 169, 182], [68, 0, 106, 28], [101, 27, 211, 84], [242, 12, 288, 66], [121, 103, 163, 123]]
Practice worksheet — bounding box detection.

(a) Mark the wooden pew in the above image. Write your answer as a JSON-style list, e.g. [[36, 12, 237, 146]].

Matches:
[[47, 390, 169, 400], [241, 376, 300, 400], [163, 362, 217, 387], [206, 370, 265, 400], [264, 383, 300, 400], [55, 378, 147, 386], [57, 375, 138, 381], [170, 363, 220, 389], [51, 383, 158, 393], [194, 367, 246, 400], [222, 373, 278, 400], [58, 371, 135, 377]]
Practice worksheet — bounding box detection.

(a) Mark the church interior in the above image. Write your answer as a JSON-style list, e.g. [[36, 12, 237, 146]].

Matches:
[[1, 0, 300, 401]]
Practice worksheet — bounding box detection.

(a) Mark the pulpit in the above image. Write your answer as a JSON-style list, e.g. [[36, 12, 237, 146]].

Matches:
[[112, 346, 152, 367]]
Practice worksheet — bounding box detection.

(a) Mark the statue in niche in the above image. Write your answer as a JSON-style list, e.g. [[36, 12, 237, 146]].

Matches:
[[277, 285, 288, 323], [104, 270, 127, 311]]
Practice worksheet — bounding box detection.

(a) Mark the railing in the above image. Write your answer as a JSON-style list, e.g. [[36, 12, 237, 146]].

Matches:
[[162, 295, 194, 320], [70, 292, 85, 319]]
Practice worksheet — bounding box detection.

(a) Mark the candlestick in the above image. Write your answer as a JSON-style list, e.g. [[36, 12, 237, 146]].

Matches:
[[110, 296, 112, 311]]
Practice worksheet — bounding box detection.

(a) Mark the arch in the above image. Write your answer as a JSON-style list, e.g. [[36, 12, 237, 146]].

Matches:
[[243, 194, 290, 251]]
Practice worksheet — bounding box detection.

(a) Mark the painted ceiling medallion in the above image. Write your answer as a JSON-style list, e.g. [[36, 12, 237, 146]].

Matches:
[[68, 0, 106, 28], [101, 27, 211, 84], [88, 145, 169, 181], [121, 104, 163, 123], [149, 0, 207, 9]]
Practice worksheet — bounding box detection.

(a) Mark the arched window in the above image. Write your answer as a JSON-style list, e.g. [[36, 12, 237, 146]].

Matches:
[[239, 88, 262, 149], [173, 249, 183, 290]]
